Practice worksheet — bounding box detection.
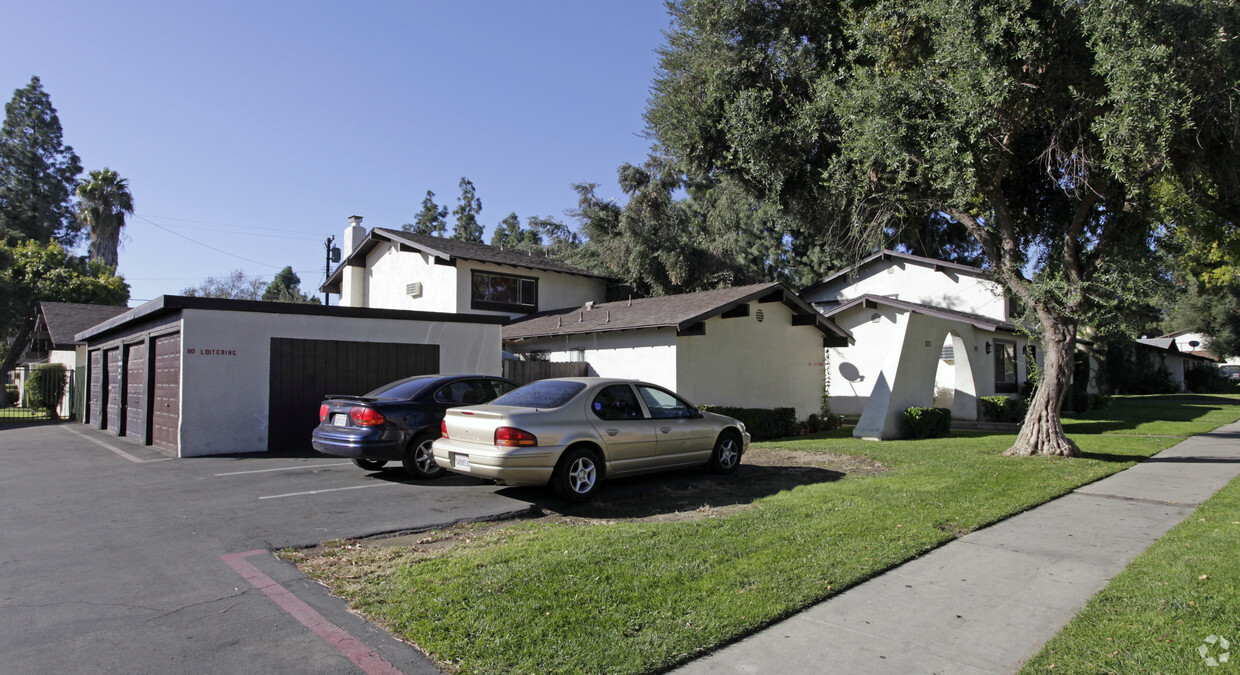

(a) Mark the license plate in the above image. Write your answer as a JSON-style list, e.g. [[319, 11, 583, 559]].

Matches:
[[332, 414, 348, 427], [453, 454, 470, 470]]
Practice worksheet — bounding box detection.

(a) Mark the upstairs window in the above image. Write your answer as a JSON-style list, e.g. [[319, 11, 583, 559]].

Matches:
[[471, 271, 538, 313]]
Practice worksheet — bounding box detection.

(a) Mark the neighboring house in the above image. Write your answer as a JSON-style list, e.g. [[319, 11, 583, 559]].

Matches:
[[800, 250, 1042, 439], [503, 282, 852, 420], [76, 295, 506, 457], [320, 216, 608, 319], [10, 302, 129, 417], [1134, 337, 1217, 391], [1159, 329, 1238, 365]]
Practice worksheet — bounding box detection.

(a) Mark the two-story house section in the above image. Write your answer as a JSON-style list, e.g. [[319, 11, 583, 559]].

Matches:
[[799, 250, 1041, 440], [321, 217, 608, 319]]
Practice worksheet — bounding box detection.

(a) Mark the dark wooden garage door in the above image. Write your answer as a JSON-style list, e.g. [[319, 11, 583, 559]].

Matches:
[[124, 342, 146, 440], [152, 334, 181, 453], [88, 350, 103, 427], [104, 348, 122, 433], [267, 338, 440, 452]]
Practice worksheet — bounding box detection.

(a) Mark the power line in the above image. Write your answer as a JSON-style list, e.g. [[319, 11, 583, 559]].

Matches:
[[135, 215, 288, 269]]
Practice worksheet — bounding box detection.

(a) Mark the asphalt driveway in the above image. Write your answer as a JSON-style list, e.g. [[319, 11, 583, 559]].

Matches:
[[0, 422, 533, 674]]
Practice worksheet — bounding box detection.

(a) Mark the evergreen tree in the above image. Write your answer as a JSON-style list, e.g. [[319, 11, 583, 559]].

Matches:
[[0, 77, 83, 245], [402, 190, 448, 236], [261, 266, 319, 304], [451, 177, 484, 242], [490, 212, 543, 250]]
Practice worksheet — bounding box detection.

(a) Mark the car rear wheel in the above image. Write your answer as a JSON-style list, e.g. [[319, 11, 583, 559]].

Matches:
[[553, 447, 601, 502], [352, 458, 388, 471], [708, 433, 742, 474], [403, 434, 445, 479]]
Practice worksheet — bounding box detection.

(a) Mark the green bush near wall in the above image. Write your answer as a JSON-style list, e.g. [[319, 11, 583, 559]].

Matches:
[[698, 405, 798, 441], [980, 395, 1026, 423], [23, 363, 67, 419], [3, 384, 17, 407], [902, 406, 952, 439]]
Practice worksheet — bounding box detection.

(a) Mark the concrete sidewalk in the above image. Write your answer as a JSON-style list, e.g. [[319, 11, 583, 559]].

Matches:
[[676, 422, 1240, 674]]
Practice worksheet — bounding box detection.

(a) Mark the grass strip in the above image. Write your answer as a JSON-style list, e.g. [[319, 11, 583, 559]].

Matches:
[[287, 394, 1240, 674], [1021, 472, 1240, 673]]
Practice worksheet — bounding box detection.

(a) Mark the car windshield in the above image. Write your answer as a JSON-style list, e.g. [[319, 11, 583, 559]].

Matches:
[[364, 376, 439, 401], [493, 380, 587, 409]]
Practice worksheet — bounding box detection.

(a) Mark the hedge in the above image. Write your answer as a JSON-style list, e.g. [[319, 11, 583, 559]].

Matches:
[[980, 395, 1025, 423], [902, 406, 952, 439], [698, 405, 798, 441]]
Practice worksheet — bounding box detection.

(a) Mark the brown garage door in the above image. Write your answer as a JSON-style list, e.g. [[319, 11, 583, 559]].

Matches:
[[152, 333, 181, 453], [124, 342, 146, 440], [88, 350, 103, 427], [267, 338, 440, 452], [104, 348, 122, 433]]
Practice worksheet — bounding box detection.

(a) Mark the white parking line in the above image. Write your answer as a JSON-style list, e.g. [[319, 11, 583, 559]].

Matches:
[[214, 462, 352, 476], [258, 483, 398, 500], [61, 426, 174, 463]]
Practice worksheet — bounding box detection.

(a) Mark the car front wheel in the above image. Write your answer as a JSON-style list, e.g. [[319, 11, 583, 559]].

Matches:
[[404, 434, 445, 479], [708, 433, 742, 474], [352, 458, 388, 471], [553, 447, 601, 502]]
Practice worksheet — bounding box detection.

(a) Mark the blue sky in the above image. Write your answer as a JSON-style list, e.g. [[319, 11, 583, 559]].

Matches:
[[2, 2, 671, 305]]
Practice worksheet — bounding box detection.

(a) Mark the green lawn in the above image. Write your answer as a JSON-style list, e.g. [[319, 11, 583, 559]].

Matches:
[[1021, 472, 1240, 673], [286, 394, 1240, 675], [0, 407, 55, 423]]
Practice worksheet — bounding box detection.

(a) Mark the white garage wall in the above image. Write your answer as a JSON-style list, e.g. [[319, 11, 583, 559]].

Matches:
[[676, 301, 825, 419], [177, 310, 501, 456]]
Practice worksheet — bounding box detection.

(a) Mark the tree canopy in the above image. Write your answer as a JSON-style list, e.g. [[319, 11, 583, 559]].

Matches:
[[0, 239, 129, 406], [0, 77, 83, 245], [451, 177, 484, 242], [180, 269, 267, 300], [490, 212, 543, 250], [403, 190, 449, 236], [645, 0, 1240, 456], [262, 266, 320, 304], [77, 167, 134, 268]]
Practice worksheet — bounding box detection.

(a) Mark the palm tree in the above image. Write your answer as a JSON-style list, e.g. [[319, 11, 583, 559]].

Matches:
[[76, 168, 134, 268]]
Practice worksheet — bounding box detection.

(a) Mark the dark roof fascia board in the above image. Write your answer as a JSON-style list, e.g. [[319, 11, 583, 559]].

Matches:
[[76, 295, 507, 342], [822, 294, 1017, 334], [799, 249, 989, 297]]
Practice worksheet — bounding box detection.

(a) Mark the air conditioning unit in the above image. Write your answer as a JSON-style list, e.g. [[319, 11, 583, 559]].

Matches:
[[406, 282, 423, 298]]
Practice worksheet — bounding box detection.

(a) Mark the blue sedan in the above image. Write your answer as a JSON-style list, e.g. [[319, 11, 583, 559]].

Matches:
[[311, 374, 519, 478]]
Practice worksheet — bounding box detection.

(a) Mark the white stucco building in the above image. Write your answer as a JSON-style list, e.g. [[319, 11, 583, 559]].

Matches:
[[800, 251, 1041, 439], [321, 217, 608, 318], [11, 302, 129, 417], [503, 283, 853, 420]]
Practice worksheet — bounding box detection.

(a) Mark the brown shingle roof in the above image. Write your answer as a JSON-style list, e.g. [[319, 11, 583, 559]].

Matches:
[[504, 282, 852, 345]]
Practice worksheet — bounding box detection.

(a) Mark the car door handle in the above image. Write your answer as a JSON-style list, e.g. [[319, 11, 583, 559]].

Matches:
[[605, 429, 619, 436], [660, 427, 671, 434]]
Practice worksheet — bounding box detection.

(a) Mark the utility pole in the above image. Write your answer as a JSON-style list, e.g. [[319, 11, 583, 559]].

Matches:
[[324, 236, 340, 305]]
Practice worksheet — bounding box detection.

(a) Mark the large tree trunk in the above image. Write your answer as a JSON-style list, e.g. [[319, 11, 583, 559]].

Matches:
[[1005, 317, 1081, 457]]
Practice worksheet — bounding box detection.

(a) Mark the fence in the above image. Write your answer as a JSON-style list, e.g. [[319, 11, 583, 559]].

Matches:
[[502, 360, 590, 385], [1, 365, 76, 423]]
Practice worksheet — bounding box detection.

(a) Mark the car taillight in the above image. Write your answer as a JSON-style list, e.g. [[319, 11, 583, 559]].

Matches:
[[349, 407, 386, 426], [495, 427, 537, 447], [441, 419, 448, 439], [319, 404, 329, 422]]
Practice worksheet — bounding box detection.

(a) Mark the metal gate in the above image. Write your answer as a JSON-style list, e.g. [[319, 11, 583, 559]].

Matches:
[[152, 333, 181, 453], [267, 338, 440, 452]]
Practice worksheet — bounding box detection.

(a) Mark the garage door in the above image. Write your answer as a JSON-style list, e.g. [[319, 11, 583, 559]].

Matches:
[[88, 350, 103, 427], [267, 338, 439, 452], [124, 342, 146, 440], [152, 333, 181, 453], [104, 348, 122, 433]]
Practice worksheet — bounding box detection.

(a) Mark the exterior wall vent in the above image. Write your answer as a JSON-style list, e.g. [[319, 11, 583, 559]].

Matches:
[[406, 282, 423, 298]]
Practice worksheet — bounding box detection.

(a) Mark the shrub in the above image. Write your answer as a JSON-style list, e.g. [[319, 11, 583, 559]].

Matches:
[[3, 384, 17, 407], [1185, 365, 1230, 393], [980, 395, 1025, 423], [699, 405, 798, 441], [23, 364, 67, 419], [902, 407, 952, 439]]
